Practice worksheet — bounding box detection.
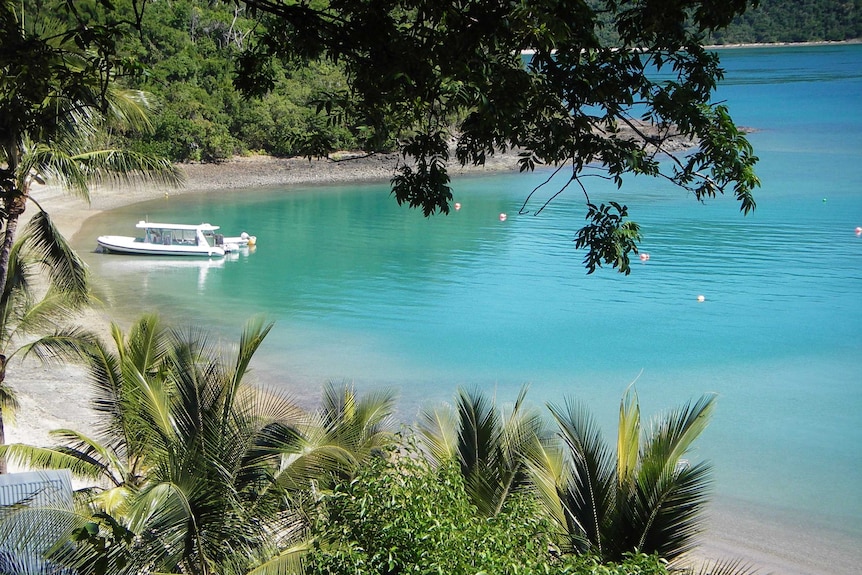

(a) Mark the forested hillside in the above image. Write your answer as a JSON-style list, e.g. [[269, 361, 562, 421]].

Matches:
[[709, 0, 861, 44], [36, 0, 859, 164], [106, 1, 363, 162]]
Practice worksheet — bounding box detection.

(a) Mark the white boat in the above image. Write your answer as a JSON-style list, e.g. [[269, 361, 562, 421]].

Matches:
[[97, 221, 245, 257]]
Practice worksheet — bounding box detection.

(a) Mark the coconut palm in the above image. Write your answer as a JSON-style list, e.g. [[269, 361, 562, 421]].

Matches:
[[529, 387, 717, 563], [1, 3, 181, 471], [0, 210, 98, 473], [418, 386, 548, 517], [1, 315, 305, 574], [1, 1, 183, 295], [314, 381, 396, 472], [1, 315, 401, 574]]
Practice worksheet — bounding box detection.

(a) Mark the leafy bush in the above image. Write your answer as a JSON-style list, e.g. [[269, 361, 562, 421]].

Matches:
[[305, 440, 671, 575], [306, 441, 554, 575]]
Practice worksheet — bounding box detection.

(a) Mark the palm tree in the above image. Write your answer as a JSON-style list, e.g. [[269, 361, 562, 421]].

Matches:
[[1, 2, 182, 471], [528, 387, 717, 563], [0, 210, 97, 473], [418, 386, 548, 517], [1, 1, 183, 295], [313, 381, 396, 474], [0, 315, 400, 574]]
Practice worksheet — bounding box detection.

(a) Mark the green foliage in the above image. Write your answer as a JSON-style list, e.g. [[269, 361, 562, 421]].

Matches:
[[237, 0, 763, 273], [306, 442, 556, 575], [96, 0, 364, 161], [708, 0, 862, 44], [1, 315, 400, 575], [531, 388, 717, 563], [419, 386, 549, 517], [69, 512, 135, 575], [575, 202, 642, 275]]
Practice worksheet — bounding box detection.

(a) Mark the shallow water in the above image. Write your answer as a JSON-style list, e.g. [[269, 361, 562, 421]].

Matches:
[[73, 45, 862, 548]]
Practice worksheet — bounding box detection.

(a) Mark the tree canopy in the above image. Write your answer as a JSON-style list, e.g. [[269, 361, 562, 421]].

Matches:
[[233, 0, 762, 273]]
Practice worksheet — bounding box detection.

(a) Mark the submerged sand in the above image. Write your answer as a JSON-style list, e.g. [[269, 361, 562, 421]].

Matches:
[[8, 152, 861, 575]]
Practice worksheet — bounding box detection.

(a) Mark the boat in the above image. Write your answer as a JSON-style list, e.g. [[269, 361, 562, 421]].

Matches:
[[96, 221, 254, 257]]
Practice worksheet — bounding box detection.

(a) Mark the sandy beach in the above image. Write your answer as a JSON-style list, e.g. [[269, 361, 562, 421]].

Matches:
[[9, 151, 523, 448], [8, 151, 861, 575]]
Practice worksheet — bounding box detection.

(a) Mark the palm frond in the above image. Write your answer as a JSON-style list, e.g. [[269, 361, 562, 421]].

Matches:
[[1, 236, 33, 315], [418, 402, 459, 466], [634, 460, 713, 560], [245, 540, 310, 575], [0, 383, 20, 416], [124, 314, 168, 374], [48, 428, 130, 486], [103, 88, 157, 134], [231, 315, 274, 392], [18, 327, 102, 365], [125, 482, 194, 569], [455, 386, 500, 478], [318, 381, 396, 456], [19, 209, 91, 300], [642, 394, 717, 479], [70, 148, 185, 189], [671, 557, 760, 575], [524, 440, 569, 530], [617, 384, 641, 487], [0, 442, 109, 481], [547, 397, 616, 556]]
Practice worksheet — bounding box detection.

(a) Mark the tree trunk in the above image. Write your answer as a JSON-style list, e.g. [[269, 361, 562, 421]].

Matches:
[[0, 135, 26, 299], [0, 353, 8, 474]]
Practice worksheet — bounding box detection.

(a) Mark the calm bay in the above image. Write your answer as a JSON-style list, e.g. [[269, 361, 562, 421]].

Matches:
[[72, 44, 862, 573]]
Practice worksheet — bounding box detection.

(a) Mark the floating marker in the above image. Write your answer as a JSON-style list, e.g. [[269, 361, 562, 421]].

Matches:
[[697, 295, 705, 303], [639, 253, 650, 261], [855, 226, 862, 236], [454, 202, 461, 211], [499, 213, 507, 222]]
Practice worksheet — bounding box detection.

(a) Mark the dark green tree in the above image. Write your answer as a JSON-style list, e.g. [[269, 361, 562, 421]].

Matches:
[[236, 0, 761, 273]]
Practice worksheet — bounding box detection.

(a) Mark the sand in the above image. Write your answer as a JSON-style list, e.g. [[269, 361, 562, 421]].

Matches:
[[7, 151, 860, 574]]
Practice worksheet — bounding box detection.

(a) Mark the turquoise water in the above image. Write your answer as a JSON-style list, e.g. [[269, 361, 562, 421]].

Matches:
[[74, 45, 862, 540]]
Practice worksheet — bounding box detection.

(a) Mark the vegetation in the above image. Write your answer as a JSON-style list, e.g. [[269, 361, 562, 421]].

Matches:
[[708, 0, 862, 44], [419, 385, 549, 518], [1, 315, 396, 574], [0, 318, 733, 574], [0, 211, 97, 473], [0, 0, 183, 467], [532, 388, 717, 562]]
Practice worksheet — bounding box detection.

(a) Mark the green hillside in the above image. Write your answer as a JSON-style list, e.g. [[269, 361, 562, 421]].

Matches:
[[709, 0, 862, 44], [33, 0, 860, 163]]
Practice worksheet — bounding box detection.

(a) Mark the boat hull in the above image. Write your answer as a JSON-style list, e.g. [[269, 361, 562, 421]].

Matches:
[[97, 235, 226, 257]]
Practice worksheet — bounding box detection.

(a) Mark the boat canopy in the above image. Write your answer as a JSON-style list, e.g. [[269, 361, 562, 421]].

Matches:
[[136, 221, 220, 231]]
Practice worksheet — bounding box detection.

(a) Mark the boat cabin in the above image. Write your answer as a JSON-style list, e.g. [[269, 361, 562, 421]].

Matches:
[[137, 221, 221, 248]]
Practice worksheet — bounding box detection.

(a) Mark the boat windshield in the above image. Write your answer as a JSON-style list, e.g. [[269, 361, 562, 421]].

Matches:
[[146, 227, 201, 246]]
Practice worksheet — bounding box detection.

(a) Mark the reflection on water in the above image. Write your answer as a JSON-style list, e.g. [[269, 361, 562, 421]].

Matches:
[[91, 249, 257, 297]]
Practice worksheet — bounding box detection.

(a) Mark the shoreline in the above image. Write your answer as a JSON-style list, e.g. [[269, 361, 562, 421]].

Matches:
[[706, 38, 861, 49], [11, 152, 861, 574]]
